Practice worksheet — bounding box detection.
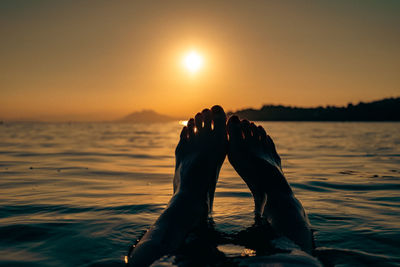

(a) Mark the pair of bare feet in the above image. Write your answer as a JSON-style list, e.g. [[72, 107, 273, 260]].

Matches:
[[128, 105, 313, 266], [174, 105, 292, 219], [174, 105, 313, 253]]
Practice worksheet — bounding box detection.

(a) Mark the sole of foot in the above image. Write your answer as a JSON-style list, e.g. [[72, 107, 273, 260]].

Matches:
[[227, 116, 292, 215], [174, 105, 227, 215]]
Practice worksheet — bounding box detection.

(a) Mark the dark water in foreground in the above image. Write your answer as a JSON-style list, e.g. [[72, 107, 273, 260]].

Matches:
[[0, 122, 399, 266]]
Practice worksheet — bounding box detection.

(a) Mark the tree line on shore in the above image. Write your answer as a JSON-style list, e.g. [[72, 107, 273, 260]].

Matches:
[[229, 97, 400, 121]]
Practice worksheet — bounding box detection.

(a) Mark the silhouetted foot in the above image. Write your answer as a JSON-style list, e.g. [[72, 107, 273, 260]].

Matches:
[[174, 105, 227, 215], [227, 116, 292, 216]]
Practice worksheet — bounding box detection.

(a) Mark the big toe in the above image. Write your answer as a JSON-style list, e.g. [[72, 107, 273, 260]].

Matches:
[[211, 105, 227, 133], [227, 115, 243, 143]]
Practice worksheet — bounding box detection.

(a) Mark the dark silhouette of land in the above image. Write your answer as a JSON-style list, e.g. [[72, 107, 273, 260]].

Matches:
[[5, 97, 398, 123], [228, 97, 400, 121], [119, 110, 176, 123]]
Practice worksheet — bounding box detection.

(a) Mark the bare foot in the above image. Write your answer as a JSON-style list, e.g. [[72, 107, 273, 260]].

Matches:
[[227, 116, 313, 253], [227, 116, 292, 216], [174, 105, 227, 215], [128, 106, 227, 266]]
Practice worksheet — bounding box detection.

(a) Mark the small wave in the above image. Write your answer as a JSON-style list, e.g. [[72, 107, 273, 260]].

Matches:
[[215, 191, 252, 198], [7, 151, 173, 160], [28, 166, 89, 171], [369, 196, 400, 203], [79, 170, 171, 182], [0, 203, 164, 218], [292, 183, 333, 193], [0, 222, 75, 243], [0, 161, 32, 167], [315, 246, 400, 266], [0, 248, 48, 266], [339, 170, 358, 175], [308, 181, 400, 191]]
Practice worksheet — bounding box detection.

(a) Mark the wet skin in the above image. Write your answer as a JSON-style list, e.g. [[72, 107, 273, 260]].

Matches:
[[128, 106, 227, 266], [227, 116, 313, 253], [174, 105, 227, 214]]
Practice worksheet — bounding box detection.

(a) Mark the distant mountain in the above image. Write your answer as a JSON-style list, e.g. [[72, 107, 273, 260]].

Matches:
[[119, 110, 175, 123], [229, 97, 400, 121]]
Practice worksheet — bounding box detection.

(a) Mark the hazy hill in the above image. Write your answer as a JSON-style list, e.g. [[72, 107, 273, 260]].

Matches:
[[119, 110, 175, 123], [229, 97, 400, 121]]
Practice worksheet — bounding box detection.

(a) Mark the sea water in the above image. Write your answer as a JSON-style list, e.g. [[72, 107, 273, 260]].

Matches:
[[0, 122, 399, 266]]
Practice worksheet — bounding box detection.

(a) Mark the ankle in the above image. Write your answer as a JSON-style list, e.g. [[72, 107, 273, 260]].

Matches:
[[260, 168, 293, 196], [173, 189, 208, 204]]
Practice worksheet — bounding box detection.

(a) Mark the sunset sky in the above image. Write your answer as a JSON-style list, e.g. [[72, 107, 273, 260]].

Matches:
[[1, 1, 399, 121]]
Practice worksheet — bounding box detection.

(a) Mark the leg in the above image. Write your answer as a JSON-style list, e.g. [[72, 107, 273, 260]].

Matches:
[[128, 106, 227, 266], [227, 116, 313, 253]]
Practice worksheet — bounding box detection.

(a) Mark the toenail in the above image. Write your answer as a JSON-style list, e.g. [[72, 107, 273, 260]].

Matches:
[[229, 116, 240, 123], [211, 105, 223, 113]]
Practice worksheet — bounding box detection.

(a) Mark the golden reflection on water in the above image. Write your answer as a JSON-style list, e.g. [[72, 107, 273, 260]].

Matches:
[[217, 244, 246, 257], [216, 244, 256, 257], [242, 248, 256, 257]]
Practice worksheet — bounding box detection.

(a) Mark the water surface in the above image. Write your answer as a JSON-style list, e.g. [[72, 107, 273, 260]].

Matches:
[[0, 122, 399, 266]]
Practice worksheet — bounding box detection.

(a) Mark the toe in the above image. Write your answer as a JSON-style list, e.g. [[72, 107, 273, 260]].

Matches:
[[187, 118, 195, 138], [250, 123, 259, 140], [240, 119, 252, 140], [202, 108, 212, 131], [266, 135, 277, 151], [227, 115, 242, 141], [211, 105, 227, 132], [176, 126, 188, 153], [180, 126, 188, 140], [258, 126, 267, 142], [195, 112, 203, 132]]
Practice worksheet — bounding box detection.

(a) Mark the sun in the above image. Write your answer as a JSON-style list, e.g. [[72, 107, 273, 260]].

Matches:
[[183, 51, 204, 73]]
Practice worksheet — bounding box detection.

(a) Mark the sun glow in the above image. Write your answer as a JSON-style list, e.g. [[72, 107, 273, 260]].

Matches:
[[179, 120, 188, 126], [183, 51, 204, 73]]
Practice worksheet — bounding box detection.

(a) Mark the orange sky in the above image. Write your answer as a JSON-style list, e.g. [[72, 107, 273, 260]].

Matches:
[[1, 1, 399, 121]]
